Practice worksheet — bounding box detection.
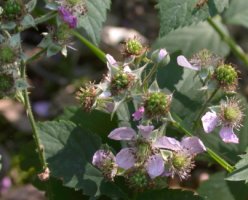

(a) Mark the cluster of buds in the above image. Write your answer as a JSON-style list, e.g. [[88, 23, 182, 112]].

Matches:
[[177, 49, 239, 92], [57, 0, 87, 28], [92, 125, 206, 189]]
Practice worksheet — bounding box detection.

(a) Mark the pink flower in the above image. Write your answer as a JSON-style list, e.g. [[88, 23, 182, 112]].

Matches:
[[201, 111, 239, 144], [58, 6, 77, 28]]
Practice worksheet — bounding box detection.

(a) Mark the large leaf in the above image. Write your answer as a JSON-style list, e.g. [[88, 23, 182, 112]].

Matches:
[[137, 188, 203, 200], [78, 0, 111, 44], [153, 18, 230, 57], [157, 0, 226, 37], [37, 120, 125, 198], [226, 149, 248, 182], [198, 172, 248, 200], [214, 0, 229, 13], [224, 0, 248, 28]]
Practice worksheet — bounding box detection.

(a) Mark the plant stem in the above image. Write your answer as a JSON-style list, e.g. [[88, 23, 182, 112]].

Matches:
[[34, 10, 58, 26], [171, 118, 234, 173], [193, 87, 219, 130], [207, 17, 248, 67], [20, 61, 47, 168], [141, 63, 158, 88], [70, 30, 106, 63], [26, 48, 47, 64]]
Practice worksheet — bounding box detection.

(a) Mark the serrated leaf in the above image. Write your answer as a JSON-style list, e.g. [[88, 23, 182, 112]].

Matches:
[[37, 120, 125, 198], [226, 149, 248, 182], [77, 0, 111, 44], [224, 0, 248, 28], [157, 0, 222, 37], [198, 172, 248, 200], [21, 14, 36, 29], [137, 188, 203, 200], [153, 18, 230, 57]]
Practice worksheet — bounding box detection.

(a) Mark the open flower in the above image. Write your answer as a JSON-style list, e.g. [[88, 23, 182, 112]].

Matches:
[[58, 6, 77, 28], [201, 98, 243, 144], [108, 125, 166, 179], [154, 136, 206, 179]]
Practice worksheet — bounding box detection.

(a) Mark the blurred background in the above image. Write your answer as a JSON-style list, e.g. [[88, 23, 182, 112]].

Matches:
[[1, 0, 248, 199]]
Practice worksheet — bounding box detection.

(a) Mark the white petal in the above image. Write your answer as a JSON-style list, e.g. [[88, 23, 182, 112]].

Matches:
[[181, 137, 206, 154], [177, 55, 200, 71], [154, 136, 181, 151], [146, 155, 164, 179], [116, 148, 136, 169], [219, 126, 239, 144], [108, 127, 136, 140], [201, 111, 218, 133]]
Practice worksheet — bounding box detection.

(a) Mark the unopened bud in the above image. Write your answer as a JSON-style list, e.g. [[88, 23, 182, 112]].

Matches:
[[0, 44, 16, 64], [151, 49, 170, 66]]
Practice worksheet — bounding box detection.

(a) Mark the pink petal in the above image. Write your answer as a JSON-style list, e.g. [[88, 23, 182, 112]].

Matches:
[[108, 127, 136, 140], [154, 136, 181, 151], [146, 154, 164, 179], [158, 49, 168, 61], [106, 54, 118, 66], [201, 111, 218, 133], [132, 106, 145, 121], [138, 125, 154, 139], [116, 148, 136, 169], [92, 150, 115, 168], [177, 55, 200, 71], [181, 137, 206, 154], [219, 126, 239, 144]]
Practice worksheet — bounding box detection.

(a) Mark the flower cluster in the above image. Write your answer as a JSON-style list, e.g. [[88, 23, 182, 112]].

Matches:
[[93, 125, 206, 188]]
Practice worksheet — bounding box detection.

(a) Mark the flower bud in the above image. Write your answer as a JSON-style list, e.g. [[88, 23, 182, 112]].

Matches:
[[0, 44, 16, 65], [144, 92, 171, 118], [151, 49, 170, 66], [124, 37, 144, 56], [214, 64, 238, 91], [3, 0, 24, 20], [126, 169, 149, 190], [110, 70, 135, 95]]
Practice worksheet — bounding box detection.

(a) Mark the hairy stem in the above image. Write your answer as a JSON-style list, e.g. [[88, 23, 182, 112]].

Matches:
[[207, 17, 248, 67], [170, 115, 234, 173], [71, 30, 106, 63]]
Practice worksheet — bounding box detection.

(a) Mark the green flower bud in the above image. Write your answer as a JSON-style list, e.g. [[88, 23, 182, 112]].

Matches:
[[3, 0, 23, 20], [127, 169, 149, 190], [125, 37, 144, 56], [144, 92, 171, 118], [0, 44, 16, 64], [110, 70, 135, 95], [215, 64, 238, 91]]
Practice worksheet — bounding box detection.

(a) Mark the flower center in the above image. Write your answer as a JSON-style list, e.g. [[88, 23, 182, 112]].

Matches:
[[126, 39, 143, 55], [136, 140, 151, 163], [172, 152, 189, 170], [224, 107, 241, 122]]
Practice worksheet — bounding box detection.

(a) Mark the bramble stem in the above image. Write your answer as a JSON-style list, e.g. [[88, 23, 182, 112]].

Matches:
[[71, 30, 106, 63], [170, 115, 234, 173], [207, 17, 248, 67], [193, 87, 219, 130]]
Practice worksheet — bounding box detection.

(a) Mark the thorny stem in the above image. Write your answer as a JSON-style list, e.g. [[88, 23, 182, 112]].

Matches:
[[170, 115, 234, 173], [207, 17, 248, 67], [193, 87, 219, 130], [20, 61, 53, 199]]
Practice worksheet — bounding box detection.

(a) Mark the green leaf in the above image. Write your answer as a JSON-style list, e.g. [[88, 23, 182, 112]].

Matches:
[[137, 188, 203, 200], [226, 149, 248, 182], [77, 0, 111, 44], [198, 172, 248, 200], [153, 18, 230, 57], [26, 0, 37, 12], [37, 120, 125, 198], [157, 0, 225, 37], [224, 0, 248, 28], [21, 14, 36, 29]]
